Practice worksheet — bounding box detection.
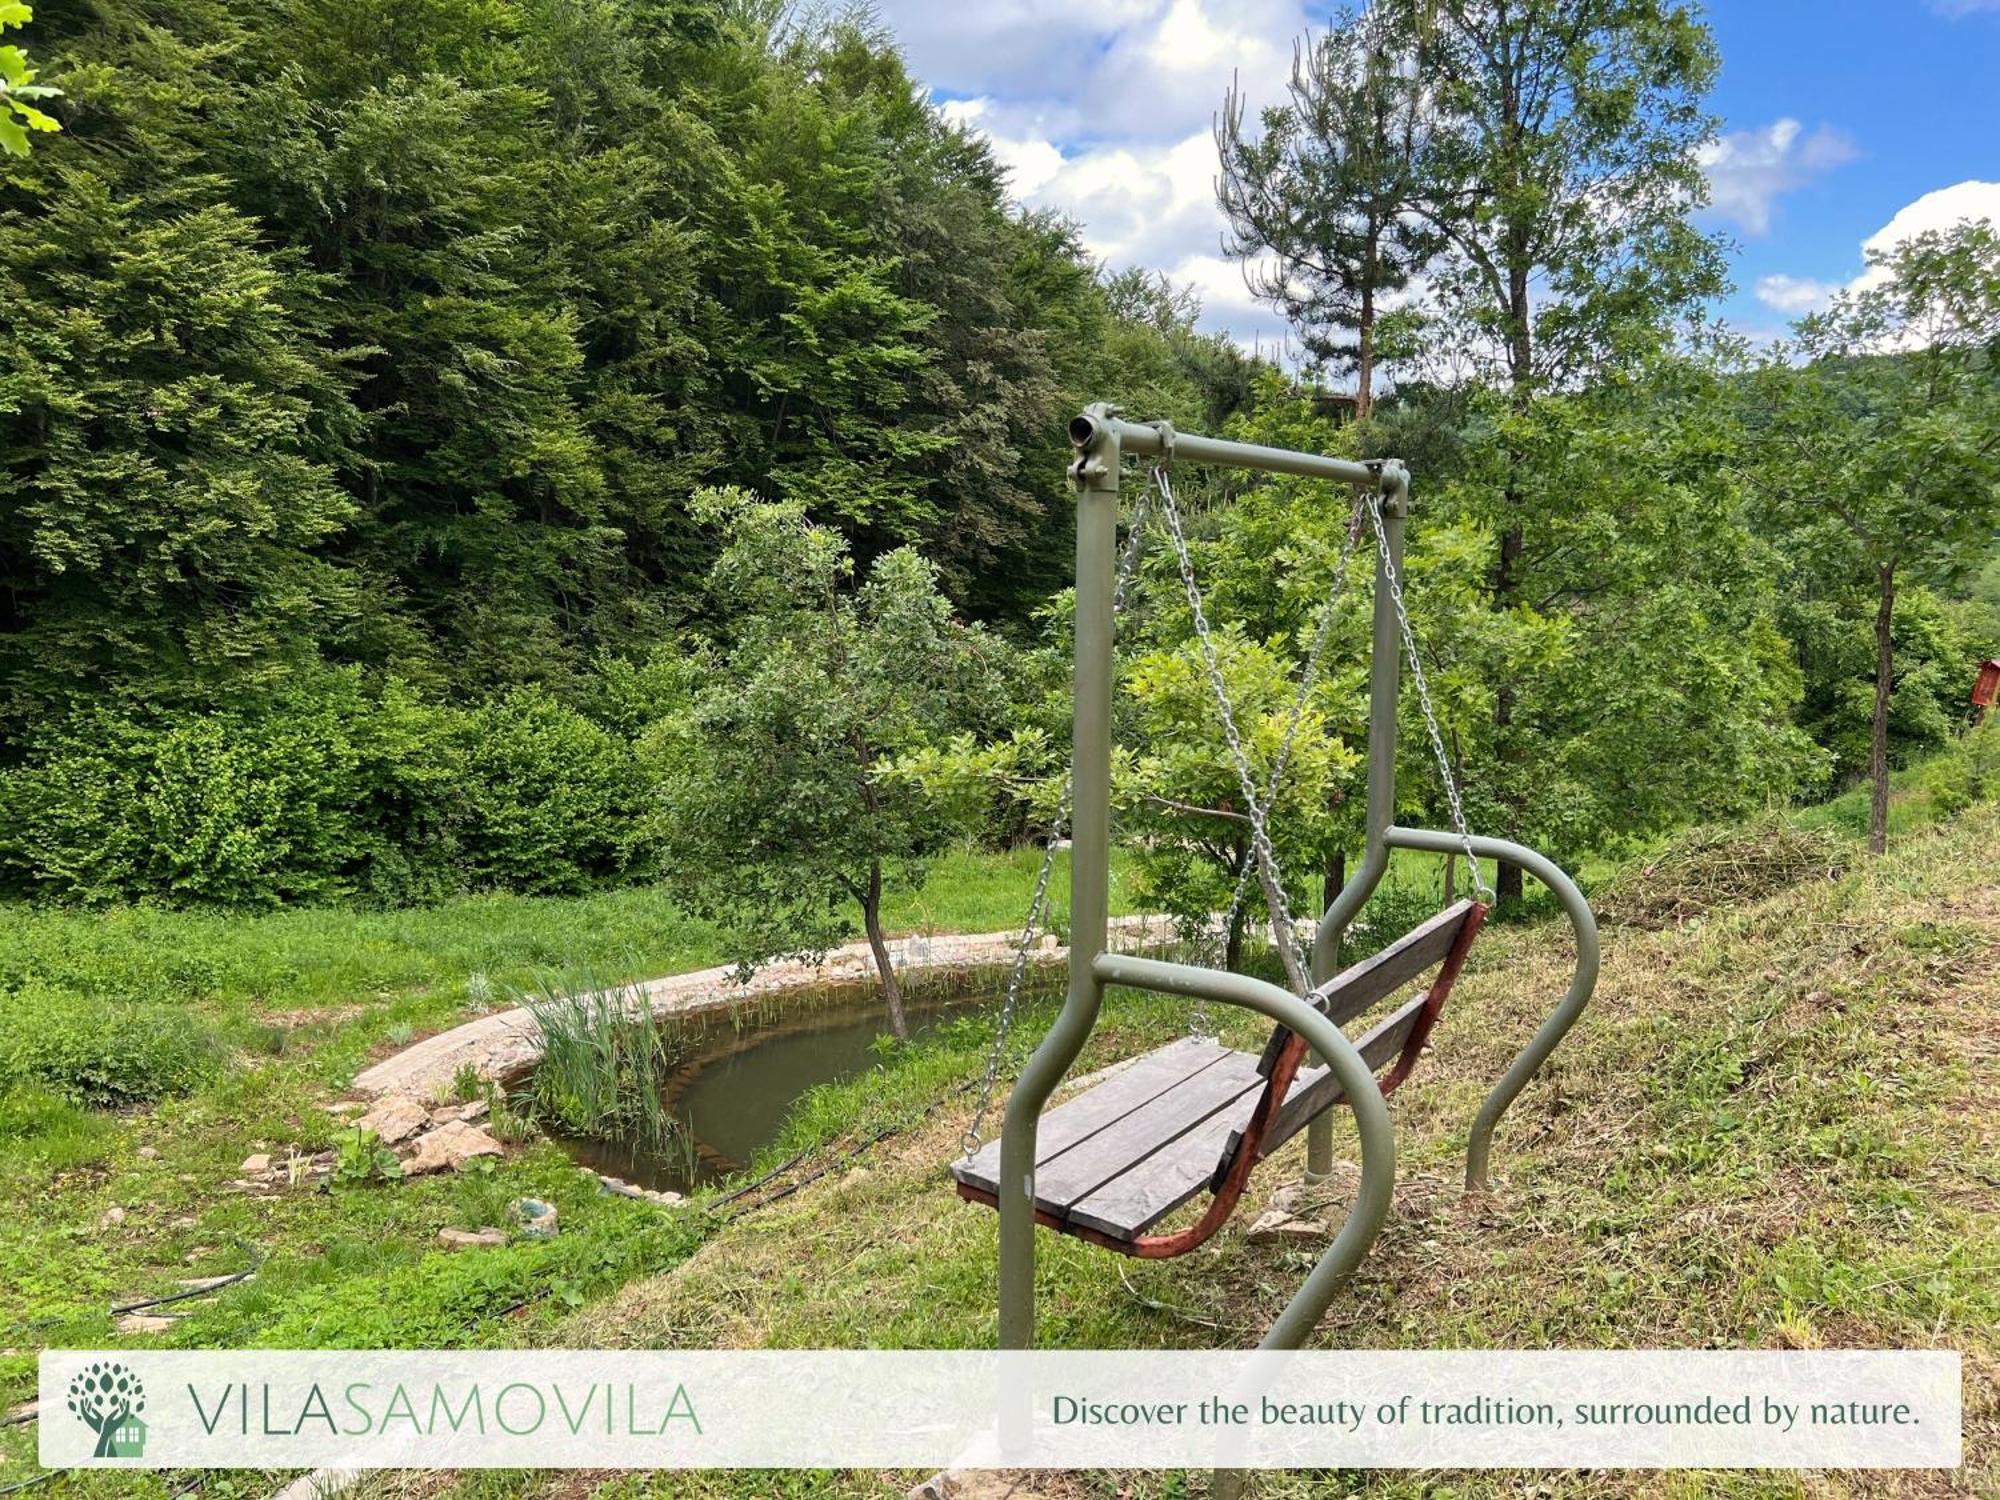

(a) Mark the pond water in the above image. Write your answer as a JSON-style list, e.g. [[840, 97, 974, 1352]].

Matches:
[[552, 985, 998, 1194]]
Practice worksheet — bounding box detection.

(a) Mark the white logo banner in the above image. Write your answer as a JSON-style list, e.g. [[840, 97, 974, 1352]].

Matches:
[[41, 1349, 1960, 1470]]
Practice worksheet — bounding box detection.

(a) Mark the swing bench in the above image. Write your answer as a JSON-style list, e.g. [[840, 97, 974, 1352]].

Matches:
[[951, 897, 1483, 1256], [961, 407, 1598, 1362]]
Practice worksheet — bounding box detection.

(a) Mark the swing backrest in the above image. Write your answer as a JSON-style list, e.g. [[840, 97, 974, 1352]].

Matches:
[[1239, 898, 1486, 1162]]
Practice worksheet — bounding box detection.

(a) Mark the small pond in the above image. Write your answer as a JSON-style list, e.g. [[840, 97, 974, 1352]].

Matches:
[[552, 982, 1004, 1194]]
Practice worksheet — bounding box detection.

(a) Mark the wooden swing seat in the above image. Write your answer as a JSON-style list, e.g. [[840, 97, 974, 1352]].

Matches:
[[952, 899, 1484, 1255]]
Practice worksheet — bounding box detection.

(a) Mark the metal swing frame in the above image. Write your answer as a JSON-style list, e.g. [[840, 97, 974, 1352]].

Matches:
[[991, 405, 1601, 1353]]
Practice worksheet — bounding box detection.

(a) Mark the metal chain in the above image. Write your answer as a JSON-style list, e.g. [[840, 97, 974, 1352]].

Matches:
[[1152, 468, 1312, 998], [963, 489, 1154, 1157], [1363, 490, 1494, 902], [1195, 488, 1368, 1031]]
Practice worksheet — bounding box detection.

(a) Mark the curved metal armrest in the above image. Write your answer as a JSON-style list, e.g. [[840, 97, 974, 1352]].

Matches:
[[1384, 827, 1600, 1189], [1091, 952, 1395, 1351]]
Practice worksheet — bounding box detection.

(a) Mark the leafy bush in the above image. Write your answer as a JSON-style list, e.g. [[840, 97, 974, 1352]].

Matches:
[[1918, 721, 2000, 818], [0, 672, 461, 907], [452, 688, 654, 895], [0, 673, 655, 908], [0, 983, 222, 1105]]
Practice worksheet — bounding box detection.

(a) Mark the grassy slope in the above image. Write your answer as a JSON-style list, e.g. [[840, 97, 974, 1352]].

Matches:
[[534, 804, 2000, 1499]]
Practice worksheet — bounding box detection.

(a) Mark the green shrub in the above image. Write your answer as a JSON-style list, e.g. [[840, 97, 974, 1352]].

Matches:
[[0, 673, 657, 908], [0, 983, 223, 1105], [0, 671, 463, 907], [1918, 721, 2000, 818], [452, 688, 654, 895]]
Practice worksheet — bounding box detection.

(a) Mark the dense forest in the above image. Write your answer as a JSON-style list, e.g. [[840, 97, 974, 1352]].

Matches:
[[1, 0, 1996, 961]]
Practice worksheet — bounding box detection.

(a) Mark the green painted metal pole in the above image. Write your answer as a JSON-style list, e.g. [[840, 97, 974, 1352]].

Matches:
[[1088, 952, 1396, 1347], [1384, 826, 1599, 1188], [1305, 463, 1408, 1179], [994, 405, 1121, 1349]]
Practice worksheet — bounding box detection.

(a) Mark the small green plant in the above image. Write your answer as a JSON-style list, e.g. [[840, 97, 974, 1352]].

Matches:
[[523, 979, 683, 1152], [384, 1021, 416, 1048], [332, 1126, 402, 1187], [486, 1091, 538, 1145], [464, 972, 496, 1013], [451, 1062, 484, 1102], [0, 985, 222, 1105]]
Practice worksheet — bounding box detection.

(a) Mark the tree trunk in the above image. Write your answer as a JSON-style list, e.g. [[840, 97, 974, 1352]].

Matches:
[[859, 859, 911, 1039], [1491, 252, 1534, 910], [1321, 847, 1347, 921], [1870, 563, 1896, 856], [1223, 843, 1250, 972], [1492, 513, 1526, 908], [1355, 229, 1378, 422]]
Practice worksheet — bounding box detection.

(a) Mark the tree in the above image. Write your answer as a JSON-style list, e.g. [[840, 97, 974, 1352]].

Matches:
[[1217, 6, 1436, 417], [1390, 0, 1728, 900], [649, 489, 1012, 1037], [0, 2, 60, 158], [1119, 631, 1360, 972], [0, 178, 362, 724], [1746, 219, 2000, 853]]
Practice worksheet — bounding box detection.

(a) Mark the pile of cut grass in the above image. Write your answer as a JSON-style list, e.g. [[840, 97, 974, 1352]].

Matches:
[[1593, 815, 1846, 929]]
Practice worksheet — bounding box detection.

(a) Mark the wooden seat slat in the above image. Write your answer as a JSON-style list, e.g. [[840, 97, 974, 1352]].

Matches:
[[954, 905, 1477, 1246], [1031, 1049, 1265, 1211], [1251, 992, 1427, 1158], [950, 1036, 1232, 1191]]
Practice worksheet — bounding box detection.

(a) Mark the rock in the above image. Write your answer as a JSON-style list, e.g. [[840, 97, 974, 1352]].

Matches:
[[401, 1120, 502, 1175], [115, 1313, 178, 1335], [326, 1101, 365, 1118], [355, 1096, 430, 1146], [1246, 1209, 1329, 1246], [906, 1474, 959, 1500], [510, 1197, 559, 1239], [454, 1097, 489, 1122], [98, 1206, 127, 1228], [641, 1189, 683, 1206], [437, 1227, 508, 1250], [136, 1146, 159, 1161], [240, 1153, 272, 1175]]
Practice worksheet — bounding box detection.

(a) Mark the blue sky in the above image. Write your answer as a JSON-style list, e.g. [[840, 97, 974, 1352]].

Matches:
[[871, 0, 2000, 356]]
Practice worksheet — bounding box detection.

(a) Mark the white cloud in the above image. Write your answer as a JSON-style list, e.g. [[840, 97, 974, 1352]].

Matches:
[[1853, 179, 2000, 286], [1754, 273, 1840, 315], [1699, 118, 1857, 236], [1754, 179, 2000, 326], [877, 0, 1314, 343]]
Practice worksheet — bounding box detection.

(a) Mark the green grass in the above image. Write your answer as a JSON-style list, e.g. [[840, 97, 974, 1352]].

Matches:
[[0, 844, 1144, 1496], [4, 795, 1994, 1499], [538, 803, 2000, 1498]]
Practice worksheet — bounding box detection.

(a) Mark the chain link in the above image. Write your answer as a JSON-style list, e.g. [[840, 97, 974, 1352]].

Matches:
[[963, 488, 1154, 1157], [1363, 489, 1494, 902], [1152, 468, 1312, 998], [1196, 486, 1367, 1030]]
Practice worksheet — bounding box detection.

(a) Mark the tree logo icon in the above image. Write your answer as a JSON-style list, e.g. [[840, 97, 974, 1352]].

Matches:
[[67, 1361, 148, 1458]]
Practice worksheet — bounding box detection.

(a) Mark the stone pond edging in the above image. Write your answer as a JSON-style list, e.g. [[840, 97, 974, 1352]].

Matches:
[[350, 913, 1186, 1102]]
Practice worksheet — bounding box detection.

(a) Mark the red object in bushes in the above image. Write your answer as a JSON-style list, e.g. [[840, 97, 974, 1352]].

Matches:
[[1974, 658, 2000, 712]]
